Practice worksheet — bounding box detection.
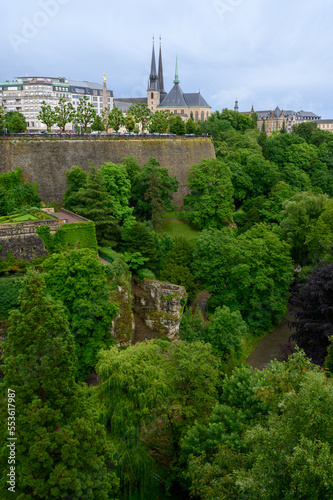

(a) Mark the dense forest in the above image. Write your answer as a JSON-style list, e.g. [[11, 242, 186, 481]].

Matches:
[[1, 111, 333, 499]]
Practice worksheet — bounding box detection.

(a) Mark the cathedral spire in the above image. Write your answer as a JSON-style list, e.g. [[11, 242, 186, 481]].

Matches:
[[158, 36, 165, 93], [174, 55, 180, 84], [148, 37, 159, 91], [234, 98, 239, 112]]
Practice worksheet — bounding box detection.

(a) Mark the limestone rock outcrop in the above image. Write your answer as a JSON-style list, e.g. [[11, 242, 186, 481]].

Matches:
[[131, 279, 187, 343]]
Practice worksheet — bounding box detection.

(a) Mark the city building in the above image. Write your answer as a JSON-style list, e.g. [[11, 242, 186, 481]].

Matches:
[[245, 105, 320, 135], [114, 39, 211, 122], [317, 119, 333, 133], [0, 75, 113, 132], [68, 78, 113, 118]]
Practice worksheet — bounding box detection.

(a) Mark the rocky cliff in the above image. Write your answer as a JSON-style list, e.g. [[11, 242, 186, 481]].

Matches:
[[112, 278, 187, 345]]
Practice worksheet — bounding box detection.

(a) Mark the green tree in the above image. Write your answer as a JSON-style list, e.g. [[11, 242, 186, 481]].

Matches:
[[226, 151, 280, 206], [0, 106, 5, 131], [184, 158, 234, 229], [43, 249, 119, 380], [292, 121, 318, 143], [0, 270, 119, 499], [280, 120, 287, 134], [192, 224, 293, 333], [179, 308, 205, 342], [38, 100, 56, 132], [305, 198, 333, 262], [184, 351, 323, 500], [236, 371, 333, 500], [108, 107, 125, 132], [91, 114, 105, 132], [259, 181, 298, 225], [149, 110, 170, 133], [124, 113, 135, 132], [220, 108, 254, 131], [0, 186, 8, 215], [131, 157, 179, 225], [54, 98, 74, 132], [280, 191, 329, 264], [169, 115, 186, 135], [205, 306, 248, 360], [5, 111, 26, 133], [159, 236, 197, 301], [75, 96, 96, 133], [280, 163, 312, 191], [185, 114, 200, 134], [97, 340, 220, 492], [63, 165, 88, 211], [128, 103, 151, 133], [100, 162, 136, 228], [122, 154, 141, 187], [199, 111, 236, 141], [97, 341, 168, 489], [71, 167, 120, 246], [286, 142, 318, 174], [1, 269, 77, 409], [120, 222, 160, 273]]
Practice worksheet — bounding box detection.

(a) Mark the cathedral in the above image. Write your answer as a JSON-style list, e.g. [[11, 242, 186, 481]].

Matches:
[[114, 39, 211, 122]]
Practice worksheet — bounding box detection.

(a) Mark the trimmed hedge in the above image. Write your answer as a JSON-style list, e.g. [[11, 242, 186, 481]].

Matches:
[[37, 222, 98, 254], [98, 247, 125, 263]]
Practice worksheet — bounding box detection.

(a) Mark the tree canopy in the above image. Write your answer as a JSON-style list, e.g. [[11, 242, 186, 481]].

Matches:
[[0, 270, 119, 499], [184, 158, 234, 229], [43, 249, 119, 380]]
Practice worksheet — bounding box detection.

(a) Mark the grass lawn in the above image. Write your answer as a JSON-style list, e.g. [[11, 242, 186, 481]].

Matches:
[[158, 218, 200, 240], [0, 210, 52, 224]]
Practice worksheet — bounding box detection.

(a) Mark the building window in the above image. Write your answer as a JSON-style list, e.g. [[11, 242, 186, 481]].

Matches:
[[181, 109, 184, 114], [195, 111, 198, 122], [151, 92, 154, 99]]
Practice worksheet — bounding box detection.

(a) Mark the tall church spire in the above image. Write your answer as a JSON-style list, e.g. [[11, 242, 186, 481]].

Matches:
[[148, 37, 159, 91], [158, 36, 165, 93], [174, 55, 180, 84], [234, 98, 239, 112]]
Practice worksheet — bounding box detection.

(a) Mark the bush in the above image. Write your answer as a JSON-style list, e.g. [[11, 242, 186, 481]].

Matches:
[[137, 268, 156, 280]]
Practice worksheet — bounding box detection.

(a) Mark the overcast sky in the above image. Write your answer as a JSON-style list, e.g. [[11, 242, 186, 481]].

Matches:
[[1, 0, 333, 117]]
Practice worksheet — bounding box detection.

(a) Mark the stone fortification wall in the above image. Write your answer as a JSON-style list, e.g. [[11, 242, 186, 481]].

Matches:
[[0, 219, 65, 260], [0, 137, 215, 207]]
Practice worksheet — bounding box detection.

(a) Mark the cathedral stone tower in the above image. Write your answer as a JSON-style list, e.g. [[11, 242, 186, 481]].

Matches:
[[147, 37, 162, 112]]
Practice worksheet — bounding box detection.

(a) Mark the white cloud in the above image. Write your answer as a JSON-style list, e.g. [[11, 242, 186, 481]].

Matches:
[[1, 0, 333, 116]]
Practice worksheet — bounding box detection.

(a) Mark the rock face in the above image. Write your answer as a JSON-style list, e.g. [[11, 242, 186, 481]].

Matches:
[[131, 279, 187, 343]]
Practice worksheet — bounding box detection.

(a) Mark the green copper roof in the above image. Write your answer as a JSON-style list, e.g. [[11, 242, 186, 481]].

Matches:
[[174, 56, 180, 84]]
